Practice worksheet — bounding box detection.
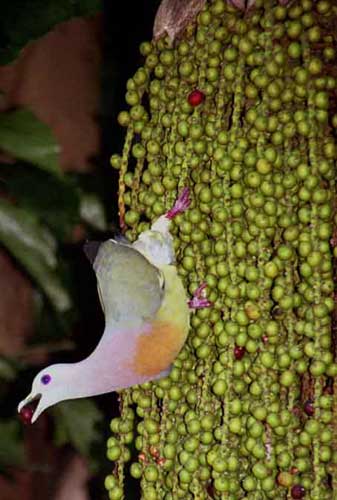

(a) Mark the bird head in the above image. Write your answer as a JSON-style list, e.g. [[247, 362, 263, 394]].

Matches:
[[18, 364, 70, 423]]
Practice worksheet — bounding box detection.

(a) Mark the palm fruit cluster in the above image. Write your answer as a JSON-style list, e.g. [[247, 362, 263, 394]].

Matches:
[[105, 0, 337, 498]]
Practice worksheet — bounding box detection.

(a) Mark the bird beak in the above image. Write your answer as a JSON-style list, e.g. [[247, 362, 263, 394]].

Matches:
[[17, 392, 42, 424]]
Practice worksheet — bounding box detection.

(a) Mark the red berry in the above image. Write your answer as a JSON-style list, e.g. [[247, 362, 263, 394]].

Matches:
[[234, 346, 245, 360], [19, 406, 34, 425], [187, 89, 205, 106], [304, 399, 314, 416], [262, 335, 269, 344], [291, 484, 305, 499]]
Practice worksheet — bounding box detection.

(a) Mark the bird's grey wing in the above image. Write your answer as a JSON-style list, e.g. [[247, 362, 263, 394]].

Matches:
[[91, 240, 164, 325]]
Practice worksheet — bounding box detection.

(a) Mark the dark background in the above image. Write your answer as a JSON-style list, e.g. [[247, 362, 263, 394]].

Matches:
[[0, 1, 160, 499]]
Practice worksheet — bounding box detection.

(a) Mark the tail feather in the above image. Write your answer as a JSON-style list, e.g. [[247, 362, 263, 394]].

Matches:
[[83, 241, 102, 265]]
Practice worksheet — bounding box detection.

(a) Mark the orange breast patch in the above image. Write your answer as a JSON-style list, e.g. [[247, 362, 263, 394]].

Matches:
[[131, 321, 185, 377]]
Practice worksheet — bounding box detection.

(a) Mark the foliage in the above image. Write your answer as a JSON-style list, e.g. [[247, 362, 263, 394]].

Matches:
[[0, 420, 24, 473], [52, 399, 104, 457], [0, 105, 108, 472], [0, 110, 61, 175], [0, 0, 161, 494], [0, 0, 101, 64]]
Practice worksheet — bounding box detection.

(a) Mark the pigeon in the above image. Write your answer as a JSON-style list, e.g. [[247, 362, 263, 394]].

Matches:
[[18, 188, 211, 423]]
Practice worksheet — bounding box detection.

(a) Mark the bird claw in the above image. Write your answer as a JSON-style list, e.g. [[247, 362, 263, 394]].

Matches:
[[188, 283, 212, 309], [165, 187, 191, 220], [188, 297, 212, 309]]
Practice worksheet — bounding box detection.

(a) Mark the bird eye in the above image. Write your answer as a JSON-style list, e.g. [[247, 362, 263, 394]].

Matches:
[[41, 374, 51, 385]]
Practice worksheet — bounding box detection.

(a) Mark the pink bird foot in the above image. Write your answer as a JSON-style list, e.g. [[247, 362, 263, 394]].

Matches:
[[188, 283, 212, 309], [165, 187, 191, 220]]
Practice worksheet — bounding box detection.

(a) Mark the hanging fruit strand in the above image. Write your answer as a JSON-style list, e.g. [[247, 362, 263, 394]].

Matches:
[[107, 1, 337, 499]]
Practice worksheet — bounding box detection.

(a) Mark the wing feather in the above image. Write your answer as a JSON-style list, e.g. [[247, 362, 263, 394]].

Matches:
[[93, 240, 163, 326]]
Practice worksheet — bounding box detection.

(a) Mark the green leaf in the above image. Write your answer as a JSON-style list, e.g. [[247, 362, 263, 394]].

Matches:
[[3, 164, 81, 240], [0, 358, 16, 381], [0, 199, 56, 266], [0, 110, 61, 175], [0, 420, 24, 468], [0, 199, 71, 311], [80, 192, 107, 231], [52, 399, 103, 456], [30, 289, 75, 343], [0, 0, 101, 64]]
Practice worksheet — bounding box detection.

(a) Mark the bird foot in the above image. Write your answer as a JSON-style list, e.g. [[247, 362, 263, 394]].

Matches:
[[165, 187, 191, 220], [188, 283, 212, 309]]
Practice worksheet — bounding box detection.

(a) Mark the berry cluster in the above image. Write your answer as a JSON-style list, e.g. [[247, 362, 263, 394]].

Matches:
[[107, 0, 337, 498]]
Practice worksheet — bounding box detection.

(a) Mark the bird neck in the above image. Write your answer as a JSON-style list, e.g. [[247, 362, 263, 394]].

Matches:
[[67, 324, 149, 398]]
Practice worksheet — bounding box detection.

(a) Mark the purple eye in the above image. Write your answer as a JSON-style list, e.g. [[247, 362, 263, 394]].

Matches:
[[41, 374, 51, 385]]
